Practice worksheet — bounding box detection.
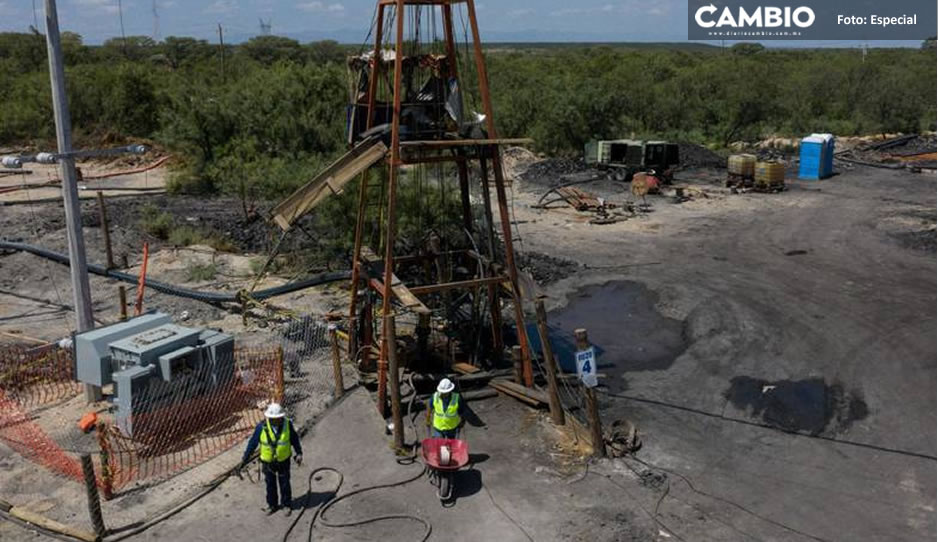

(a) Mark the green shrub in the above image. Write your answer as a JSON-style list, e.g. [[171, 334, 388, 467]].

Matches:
[[139, 204, 174, 239], [185, 262, 217, 282], [167, 225, 204, 246]]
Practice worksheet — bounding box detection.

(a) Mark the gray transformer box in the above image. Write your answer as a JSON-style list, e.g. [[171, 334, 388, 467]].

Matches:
[[73, 312, 235, 438], [108, 324, 201, 371], [74, 312, 171, 386]]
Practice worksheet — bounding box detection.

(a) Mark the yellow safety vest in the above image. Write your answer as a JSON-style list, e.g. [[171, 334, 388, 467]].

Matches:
[[432, 392, 461, 431], [259, 419, 291, 463]]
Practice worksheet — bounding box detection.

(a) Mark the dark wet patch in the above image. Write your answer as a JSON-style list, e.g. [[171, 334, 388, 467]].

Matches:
[[539, 281, 687, 392], [724, 376, 869, 435], [891, 229, 937, 253], [784, 249, 809, 256]]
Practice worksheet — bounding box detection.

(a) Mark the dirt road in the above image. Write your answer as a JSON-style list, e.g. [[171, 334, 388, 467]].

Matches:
[[512, 164, 936, 540]]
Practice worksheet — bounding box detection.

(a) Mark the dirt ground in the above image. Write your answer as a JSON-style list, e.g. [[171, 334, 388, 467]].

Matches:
[[1, 152, 936, 541], [509, 157, 936, 541]]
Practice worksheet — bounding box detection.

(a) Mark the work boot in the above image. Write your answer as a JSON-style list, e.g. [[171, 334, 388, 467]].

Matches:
[[263, 505, 278, 515]]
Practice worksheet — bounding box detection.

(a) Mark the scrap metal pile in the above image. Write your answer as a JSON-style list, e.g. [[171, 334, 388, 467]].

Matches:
[[837, 134, 937, 171]]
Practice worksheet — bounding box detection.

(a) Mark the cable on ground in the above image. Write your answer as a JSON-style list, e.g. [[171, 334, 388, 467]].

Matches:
[[281, 466, 431, 542]]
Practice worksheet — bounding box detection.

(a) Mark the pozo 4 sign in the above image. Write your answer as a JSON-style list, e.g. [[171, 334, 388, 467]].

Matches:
[[694, 4, 815, 29]]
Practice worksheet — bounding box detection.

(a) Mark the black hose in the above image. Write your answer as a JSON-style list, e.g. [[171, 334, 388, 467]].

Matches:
[[0, 240, 350, 304], [281, 466, 431, 542]]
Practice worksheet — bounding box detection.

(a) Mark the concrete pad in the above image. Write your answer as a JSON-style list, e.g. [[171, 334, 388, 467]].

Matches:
[[107, 388, 655, 542]]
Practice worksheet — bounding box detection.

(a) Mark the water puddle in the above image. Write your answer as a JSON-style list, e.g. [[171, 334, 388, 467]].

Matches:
[[533, 281, 687, 392], [724, 376, 869, 435]]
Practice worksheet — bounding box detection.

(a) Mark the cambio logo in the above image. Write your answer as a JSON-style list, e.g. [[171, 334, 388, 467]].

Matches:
[[694, 3, 815, 28]]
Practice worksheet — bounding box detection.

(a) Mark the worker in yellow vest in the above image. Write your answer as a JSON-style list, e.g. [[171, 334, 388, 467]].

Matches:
[[241, 403, 303, 516], [426, 378, 464, 439]]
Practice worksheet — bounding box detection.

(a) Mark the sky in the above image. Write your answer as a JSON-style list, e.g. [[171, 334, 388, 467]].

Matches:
[[0, 0, 922, 46]]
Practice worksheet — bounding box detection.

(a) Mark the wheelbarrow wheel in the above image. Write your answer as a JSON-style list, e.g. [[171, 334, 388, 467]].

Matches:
[[438, 472, 452, 501]]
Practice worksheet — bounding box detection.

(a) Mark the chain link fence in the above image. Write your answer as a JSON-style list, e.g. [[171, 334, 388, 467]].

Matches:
[[0, 313, 347, 532]]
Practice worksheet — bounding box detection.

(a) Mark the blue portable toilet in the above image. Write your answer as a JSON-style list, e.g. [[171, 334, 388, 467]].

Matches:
[[799, 133, 834, 180]]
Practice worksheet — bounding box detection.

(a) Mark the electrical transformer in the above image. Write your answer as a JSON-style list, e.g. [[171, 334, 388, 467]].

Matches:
[[73, 312, 235, 437]]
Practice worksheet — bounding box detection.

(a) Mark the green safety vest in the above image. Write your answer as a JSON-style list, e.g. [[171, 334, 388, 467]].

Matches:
[[432, 392, 461, 431], [259, 419, 291, 463]]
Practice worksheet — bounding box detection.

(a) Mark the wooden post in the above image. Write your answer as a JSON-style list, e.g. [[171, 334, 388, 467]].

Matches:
[[134, 242, 148, 317], [96, 191, 114, 270], [118, 286, 127, 321], [386, 315, 404, 450], [80, 454, 106, 540], [535, 300, 564, 426], [328, 324, 345, 400], [575, 328, 605, 458], [511, 345, 523, 385], [94, 424, 113, 501]]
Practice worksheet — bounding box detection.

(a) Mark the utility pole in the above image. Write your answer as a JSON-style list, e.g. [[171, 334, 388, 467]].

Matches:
[[43, 0, 100, 399], [217, 24, 226, 83], [118, 0, 127, 56], [152, 0, 160, 42]]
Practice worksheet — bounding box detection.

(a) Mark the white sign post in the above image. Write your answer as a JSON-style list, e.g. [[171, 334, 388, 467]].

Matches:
[[576, 346, 598, 388]]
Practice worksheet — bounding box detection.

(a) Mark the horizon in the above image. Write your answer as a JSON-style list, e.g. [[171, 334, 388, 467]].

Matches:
[[0, 1, 926, 48]]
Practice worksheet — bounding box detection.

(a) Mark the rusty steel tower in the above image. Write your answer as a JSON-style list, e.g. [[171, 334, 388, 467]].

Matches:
[[345, 0, 534, 411]]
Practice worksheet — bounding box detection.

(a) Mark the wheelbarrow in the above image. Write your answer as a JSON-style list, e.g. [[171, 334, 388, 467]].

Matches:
[[421, 437, 469, 501]]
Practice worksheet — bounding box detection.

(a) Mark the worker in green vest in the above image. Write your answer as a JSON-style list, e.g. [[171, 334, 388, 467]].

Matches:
[[241, 403, 303, 516], [426, 378, 464, 439]]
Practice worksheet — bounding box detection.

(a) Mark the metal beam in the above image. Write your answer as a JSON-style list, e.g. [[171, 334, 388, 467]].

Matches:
[[409, 275, 508, 296]]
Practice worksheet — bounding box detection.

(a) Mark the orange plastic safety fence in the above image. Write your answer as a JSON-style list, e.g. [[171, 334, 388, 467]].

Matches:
[[0, 344, 283, 495], [0, 343, 81, 409], [99, 347, 281, 491]]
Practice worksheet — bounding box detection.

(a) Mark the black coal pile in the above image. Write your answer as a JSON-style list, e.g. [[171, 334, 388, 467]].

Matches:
[[518, 251, 581, 284], [520, 158, 593, 189], [678, 143, 725, 168]]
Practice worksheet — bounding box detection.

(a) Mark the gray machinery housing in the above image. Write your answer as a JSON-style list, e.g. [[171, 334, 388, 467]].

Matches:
[[73, 312, 235, 437]]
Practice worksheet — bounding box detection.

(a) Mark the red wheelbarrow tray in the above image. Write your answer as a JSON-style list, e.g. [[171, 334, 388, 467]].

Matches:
[[420, 438, 469, 471]]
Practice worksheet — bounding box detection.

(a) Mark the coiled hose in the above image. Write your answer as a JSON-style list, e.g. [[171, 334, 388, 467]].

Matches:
[[0, 240, 350, 304], [281, 466, 431, 542]]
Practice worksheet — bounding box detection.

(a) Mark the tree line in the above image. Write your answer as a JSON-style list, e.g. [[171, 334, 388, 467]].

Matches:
[[0, 32, 934, 201]]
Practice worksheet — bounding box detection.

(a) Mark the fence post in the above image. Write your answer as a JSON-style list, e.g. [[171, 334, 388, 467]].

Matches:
[[535, 300, 564, 426], [80, 454, 106, 540], [96, 191, 114, 270], [575, 328, 606, 458], [386, 316, 404, 450], [118, 286, 128, 321], [94, 423, 113, 501], [511, 345, 523, 384], [274, 345, 284, 404], [328, 324, 345, 400]]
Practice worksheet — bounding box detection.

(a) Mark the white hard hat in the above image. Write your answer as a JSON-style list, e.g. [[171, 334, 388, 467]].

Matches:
[[437, 378, 455, 394], [264, 403, 285, 418]]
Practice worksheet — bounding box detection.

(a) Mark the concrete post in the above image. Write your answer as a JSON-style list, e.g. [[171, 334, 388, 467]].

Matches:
[[44, 0, 99, 403]]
